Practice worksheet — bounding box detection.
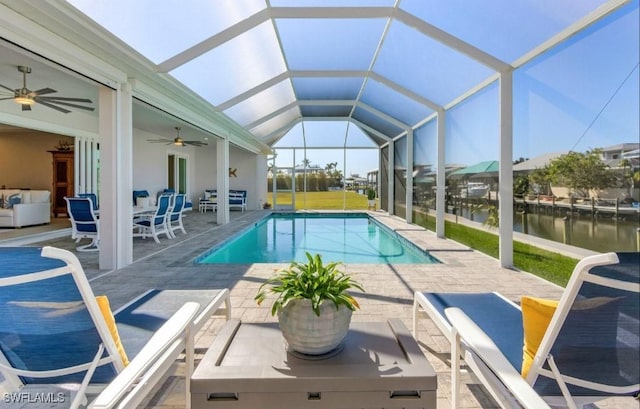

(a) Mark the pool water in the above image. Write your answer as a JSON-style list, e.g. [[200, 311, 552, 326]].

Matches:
[[196, 213, 437, 264]]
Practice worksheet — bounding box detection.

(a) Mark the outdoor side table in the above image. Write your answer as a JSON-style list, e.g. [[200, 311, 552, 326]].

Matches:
[[191, 319, 437, 409], [199, 200, 217, 213]]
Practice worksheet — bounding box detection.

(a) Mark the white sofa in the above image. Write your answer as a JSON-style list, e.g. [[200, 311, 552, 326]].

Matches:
[[0, 189, 51, 228]]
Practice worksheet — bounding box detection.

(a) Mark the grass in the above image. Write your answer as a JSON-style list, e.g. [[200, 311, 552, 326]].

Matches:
[[268, 192, 578, 287], [267, 191, 373, 210], [440, 220, 578, 287]]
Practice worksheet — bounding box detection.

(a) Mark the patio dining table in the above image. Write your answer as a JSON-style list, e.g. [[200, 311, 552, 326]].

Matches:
[[132, 206, 157, 216]]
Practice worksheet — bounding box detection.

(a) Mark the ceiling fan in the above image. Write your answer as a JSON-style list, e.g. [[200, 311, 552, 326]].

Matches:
[[147, 127, 208, 147], [0, 66, 95, 114]]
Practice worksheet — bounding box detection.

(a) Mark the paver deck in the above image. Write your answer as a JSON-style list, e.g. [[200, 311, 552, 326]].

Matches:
[[4, 210, 635, 408]]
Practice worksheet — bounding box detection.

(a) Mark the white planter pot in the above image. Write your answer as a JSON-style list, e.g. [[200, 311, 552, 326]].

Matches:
[[278, 299, 352, 355]]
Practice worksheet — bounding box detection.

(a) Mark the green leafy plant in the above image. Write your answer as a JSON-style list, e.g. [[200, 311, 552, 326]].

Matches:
[[367, 188, 376, 200], [255, 252, 364, 316]]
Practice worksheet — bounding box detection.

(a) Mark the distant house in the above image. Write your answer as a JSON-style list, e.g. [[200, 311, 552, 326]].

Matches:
[[513, 152, 567, 173], [293, 165, 324, 174], [599, 143, 640, 168]]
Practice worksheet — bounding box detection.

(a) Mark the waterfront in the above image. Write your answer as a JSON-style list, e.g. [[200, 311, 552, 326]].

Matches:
[[451, 207, 639, 253]]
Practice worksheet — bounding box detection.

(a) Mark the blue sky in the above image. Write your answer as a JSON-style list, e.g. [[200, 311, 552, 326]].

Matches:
[[67, 0, 639, 175], [418, 2, 639, 170]]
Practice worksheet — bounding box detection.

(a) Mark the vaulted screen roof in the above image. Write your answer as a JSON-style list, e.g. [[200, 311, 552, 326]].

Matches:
[[66, 0, 623, 146]]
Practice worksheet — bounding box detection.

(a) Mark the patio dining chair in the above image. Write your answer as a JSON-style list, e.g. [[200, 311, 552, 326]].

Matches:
[[413, 252, 639, 409], [78, 193, 99, 211], [0, 246, 231, 409], [65, 196, 99, 252], [133, 193, 171, 244], [167, 193, 187, 237]]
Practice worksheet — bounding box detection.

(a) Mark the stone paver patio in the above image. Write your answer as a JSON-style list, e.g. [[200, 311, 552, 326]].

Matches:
[[5, 209, 635, 409]]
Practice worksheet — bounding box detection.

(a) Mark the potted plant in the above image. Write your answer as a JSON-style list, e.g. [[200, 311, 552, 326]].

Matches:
[[263, 202, 272, 209], [255, 252, 364, 355], [367, 188, 377, 210]]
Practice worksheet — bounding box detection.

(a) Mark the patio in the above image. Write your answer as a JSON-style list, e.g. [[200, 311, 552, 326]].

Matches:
[[5, 210, 634, 408]]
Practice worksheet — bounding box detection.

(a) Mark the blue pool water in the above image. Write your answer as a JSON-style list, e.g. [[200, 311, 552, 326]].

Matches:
[[196, 213, 438, 264]]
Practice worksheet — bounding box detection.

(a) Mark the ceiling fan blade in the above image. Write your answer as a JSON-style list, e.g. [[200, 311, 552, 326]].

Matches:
[[39, 96, 92, 103], [32, 88, 57, 96], [0, 97, 15, 101], [0, 83, 15, 93], [186, 141, 208, 146], [34, 97, 95, 111], [21, 104, 32, 112], [36, 100, 71, 114]]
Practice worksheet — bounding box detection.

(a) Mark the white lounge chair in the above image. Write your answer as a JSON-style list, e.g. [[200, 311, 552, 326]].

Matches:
[[413, 252, 639, 409], [0, 246, 231, 408]]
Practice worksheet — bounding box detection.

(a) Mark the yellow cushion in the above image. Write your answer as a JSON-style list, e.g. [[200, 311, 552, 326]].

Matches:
[[96, 295, 129, 367], [521, 296, 558, 378]]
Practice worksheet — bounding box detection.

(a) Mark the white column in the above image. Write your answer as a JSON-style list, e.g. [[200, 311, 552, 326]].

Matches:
[[498, 70, 514, 268], [98, 86, 117, 269], [387, 140, 395, 214], [405, 129, 414, 224], [436, 109, 446, 238], [117, 81, 134, 267], [216, 136, 230, 225], [98, 81, 134, 269]]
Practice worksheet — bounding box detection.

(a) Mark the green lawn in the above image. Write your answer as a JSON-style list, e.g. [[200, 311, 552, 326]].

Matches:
[[268, 191, 577, 287], [441, 220, 577, 287], [268, 191, 374, 210]]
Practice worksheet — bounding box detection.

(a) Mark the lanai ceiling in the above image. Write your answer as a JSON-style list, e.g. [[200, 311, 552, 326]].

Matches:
[[0, 0, 632, 148]]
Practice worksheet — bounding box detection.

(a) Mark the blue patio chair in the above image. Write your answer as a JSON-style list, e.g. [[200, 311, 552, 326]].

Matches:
[[0, 246, 231, 409], [161, 188, 193, 211], [167, 193, 187, 237], [133, 194, 171, 244], [413, 252, 639, 409], [65, 196, 99, 252], [78, 193, 98, 211]]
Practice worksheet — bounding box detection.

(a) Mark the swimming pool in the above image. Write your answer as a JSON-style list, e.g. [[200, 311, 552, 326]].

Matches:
[[196, 213, 438, 264]]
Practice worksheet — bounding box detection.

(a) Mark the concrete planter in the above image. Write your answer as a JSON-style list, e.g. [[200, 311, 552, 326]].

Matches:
[[278, 299, 352, 355]]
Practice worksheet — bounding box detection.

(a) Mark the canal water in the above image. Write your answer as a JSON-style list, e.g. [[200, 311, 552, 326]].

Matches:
[[452, 207, 639, 253]]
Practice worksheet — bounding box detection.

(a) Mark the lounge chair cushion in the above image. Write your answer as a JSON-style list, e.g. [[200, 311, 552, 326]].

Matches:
[[96, 295, 130, 367], [521, 296, 558, 378]]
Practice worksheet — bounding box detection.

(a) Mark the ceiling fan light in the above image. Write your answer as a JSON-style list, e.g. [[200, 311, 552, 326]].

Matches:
[[14, 96, 35, 106]]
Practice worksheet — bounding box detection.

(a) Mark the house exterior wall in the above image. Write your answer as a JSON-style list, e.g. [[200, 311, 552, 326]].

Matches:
[[229, 145, 264, 210]]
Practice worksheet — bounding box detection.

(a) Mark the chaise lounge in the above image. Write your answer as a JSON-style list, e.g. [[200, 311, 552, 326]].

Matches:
[[0, 246, 231, 408], [413, 252, 639, 409]]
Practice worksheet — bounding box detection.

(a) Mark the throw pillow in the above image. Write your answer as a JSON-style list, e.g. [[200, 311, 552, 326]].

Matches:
[[2, 193, 21, 209], [96, 295, 130, 367], [521, 296, 558, 378], [521, 295, 622, 379]]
